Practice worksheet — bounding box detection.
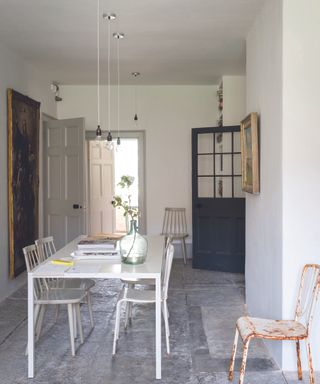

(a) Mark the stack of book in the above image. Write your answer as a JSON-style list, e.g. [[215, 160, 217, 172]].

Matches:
[[72, 235, 122, 260]]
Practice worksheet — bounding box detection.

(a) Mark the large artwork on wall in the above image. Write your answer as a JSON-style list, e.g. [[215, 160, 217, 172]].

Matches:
[[7, 89, 40, 278]]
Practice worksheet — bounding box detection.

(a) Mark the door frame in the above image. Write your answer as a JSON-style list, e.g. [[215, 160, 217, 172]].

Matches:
[[85, 130, 147, 234]]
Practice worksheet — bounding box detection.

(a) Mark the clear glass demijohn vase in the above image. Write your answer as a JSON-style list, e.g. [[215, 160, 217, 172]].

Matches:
[[120, 220, 148, 264]]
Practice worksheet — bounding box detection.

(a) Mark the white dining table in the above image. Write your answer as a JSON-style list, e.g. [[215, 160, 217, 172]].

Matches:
[[27, 235, 164, 379]]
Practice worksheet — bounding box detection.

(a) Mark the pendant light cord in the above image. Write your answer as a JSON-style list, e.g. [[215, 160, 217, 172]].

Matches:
[[107, 16, 111, 134], [97, 0, 100, 127], [117, 35, 120, 140]]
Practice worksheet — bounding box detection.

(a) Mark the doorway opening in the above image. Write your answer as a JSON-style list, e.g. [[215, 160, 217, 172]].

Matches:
[[86, 131, 146, 236]]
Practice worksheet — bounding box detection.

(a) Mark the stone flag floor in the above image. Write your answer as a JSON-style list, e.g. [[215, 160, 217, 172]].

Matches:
[[0, 261, 316, 383]]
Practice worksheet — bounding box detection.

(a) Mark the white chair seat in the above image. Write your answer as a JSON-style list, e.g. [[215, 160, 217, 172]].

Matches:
[[36, 288, 87, 305], [119, 287, 158, 303]]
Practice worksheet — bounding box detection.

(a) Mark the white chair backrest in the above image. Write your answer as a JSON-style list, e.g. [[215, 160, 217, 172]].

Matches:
[[35, 236, 56, 262], [294, 264, 320, 332], [161, 208, 188, 237], [23, 244, 48, 299], [162, 243, 174, 300]]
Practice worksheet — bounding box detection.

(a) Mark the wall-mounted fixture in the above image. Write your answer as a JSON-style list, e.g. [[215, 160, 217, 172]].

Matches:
[[50, 82, 62, 102]]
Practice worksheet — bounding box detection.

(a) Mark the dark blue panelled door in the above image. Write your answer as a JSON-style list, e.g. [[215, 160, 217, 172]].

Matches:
[[192, 126, 245, 273]]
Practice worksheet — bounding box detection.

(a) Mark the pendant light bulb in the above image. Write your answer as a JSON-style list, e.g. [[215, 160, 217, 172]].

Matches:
[[106, 130, 114, 151], [96, 125, 102, 140]]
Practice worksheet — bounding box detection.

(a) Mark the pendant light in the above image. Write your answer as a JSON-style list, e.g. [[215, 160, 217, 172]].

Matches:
[[95, 0, 102, 139], [132, 72, 140, 126], [113, 32, 124, 147], [102, 13, 116, 150]]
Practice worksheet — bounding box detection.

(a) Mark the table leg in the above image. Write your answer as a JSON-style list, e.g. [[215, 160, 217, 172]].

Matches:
[[155, 275, 161, 379], [28, 273, 34, 378]]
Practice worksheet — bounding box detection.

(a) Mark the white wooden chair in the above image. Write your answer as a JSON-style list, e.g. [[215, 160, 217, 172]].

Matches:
[[35, 236, 95, 328], [23, 244, 87, 356], [112, 243, 175, 355], [161, 207, 188, 264], [120, 237, 172, 328], [228, 264, 320, 384]]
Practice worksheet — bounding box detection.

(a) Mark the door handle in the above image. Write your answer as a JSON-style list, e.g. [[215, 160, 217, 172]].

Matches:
[[73, 204, 83, 209]]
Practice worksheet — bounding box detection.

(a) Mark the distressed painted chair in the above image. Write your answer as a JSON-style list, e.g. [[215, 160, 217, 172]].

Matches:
[[161, 207, 188, 264], [112, 243, 175, 355], [35, 236, 95, 328], [228, 264, 320, 384], [23, 244, 86, 356]]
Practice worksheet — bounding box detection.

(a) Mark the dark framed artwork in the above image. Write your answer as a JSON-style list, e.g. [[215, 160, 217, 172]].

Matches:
[[7, 89, 40, 278], [240, 112, 260, 194]]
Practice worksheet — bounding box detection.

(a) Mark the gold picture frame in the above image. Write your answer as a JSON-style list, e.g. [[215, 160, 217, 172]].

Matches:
[[8, 89, 40, 278], [240, 112, 260, 194]]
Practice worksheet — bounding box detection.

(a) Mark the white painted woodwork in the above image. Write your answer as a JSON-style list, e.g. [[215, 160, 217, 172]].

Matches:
[[88, 141, 114, 235], [43, 118, 85, 250]]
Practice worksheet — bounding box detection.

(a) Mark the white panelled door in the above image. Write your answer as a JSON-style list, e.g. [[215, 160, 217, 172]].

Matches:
[[88, 141, 114, 235], [43, 118, 85, 250]]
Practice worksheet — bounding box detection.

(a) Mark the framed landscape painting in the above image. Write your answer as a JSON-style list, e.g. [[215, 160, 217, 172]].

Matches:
[[7, 89, 41, 278], [240, 112, 260, 194]]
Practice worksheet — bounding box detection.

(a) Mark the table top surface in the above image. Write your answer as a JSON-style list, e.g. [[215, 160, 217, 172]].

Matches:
[[31, 235, 164, 279]]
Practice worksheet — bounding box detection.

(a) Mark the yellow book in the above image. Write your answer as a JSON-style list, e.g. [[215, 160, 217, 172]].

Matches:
[[51, 258, 74, 266]]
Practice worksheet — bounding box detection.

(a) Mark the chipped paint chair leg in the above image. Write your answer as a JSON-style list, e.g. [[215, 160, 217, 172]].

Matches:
[[228, 328, 239, 381], [239, 340, 250, 384], [305, 338, 315, 384], [296, 341, 303, 380]]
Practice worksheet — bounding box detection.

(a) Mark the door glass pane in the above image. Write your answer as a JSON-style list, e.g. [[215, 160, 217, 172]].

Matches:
[[198, 133, 213, 154], [215, 154, 232, 175], [198, 177, 213, 198], [198, 155, 213, 175], [233, 154, 241, 175], [234, 176, 245, 198], [215, 132, 232, 153], [215, 177, 232, 198], [233, 132, 241, 152]]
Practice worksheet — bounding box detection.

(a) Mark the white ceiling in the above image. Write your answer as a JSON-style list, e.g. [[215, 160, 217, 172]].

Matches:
[[0, 0, 265, 85]]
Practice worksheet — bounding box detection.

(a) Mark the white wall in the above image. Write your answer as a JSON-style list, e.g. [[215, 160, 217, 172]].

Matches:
[[245, 0, 283, 365], [0, 41, 57, 301], [57, 85, 217, 240], [281, 0, 320, 370], [222, 76, 246, 126]]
